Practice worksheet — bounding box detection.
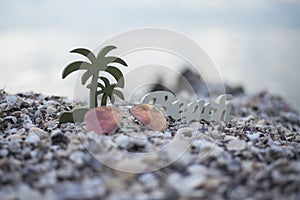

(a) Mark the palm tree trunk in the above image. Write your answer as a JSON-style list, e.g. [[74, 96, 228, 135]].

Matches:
[[89, 75, 98, 108], [101, 95, 108, 106]]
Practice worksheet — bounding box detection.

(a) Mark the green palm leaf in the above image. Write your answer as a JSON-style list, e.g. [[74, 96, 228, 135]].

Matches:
[[103, 56, 127, 66], [97, 46, 117, 60], [81, 71, 92, 85], [105, 66, 125, 87], [62, 61, 89, 79], [70, 48, 97, 63], [113, 89, 125, 100], [86, 83, 92, 88], [100, 77, 110, 87], [97, 82, 104, 90], [96, 90, 103, 95]]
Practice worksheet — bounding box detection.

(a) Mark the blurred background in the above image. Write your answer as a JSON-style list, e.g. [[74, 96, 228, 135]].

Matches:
[[0, 0, 299, 111]]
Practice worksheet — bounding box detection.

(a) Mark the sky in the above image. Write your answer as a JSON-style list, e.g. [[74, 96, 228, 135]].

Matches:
[[0, 0, 300, 111]]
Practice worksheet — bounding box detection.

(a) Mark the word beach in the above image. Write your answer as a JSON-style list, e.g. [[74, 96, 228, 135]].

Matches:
[[142, 91, 232, 122]]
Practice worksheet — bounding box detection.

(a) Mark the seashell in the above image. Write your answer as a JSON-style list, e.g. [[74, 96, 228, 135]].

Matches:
[[84, 106, 122, 135], [130, 104, 167, 131]]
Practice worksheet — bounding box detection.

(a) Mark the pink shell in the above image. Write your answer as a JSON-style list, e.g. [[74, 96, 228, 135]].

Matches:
[[130, 104, 167, 131], [84, 106, 122, 135]]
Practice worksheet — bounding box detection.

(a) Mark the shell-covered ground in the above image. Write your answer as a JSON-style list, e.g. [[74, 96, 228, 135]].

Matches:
[[0, 89, 299, 200]]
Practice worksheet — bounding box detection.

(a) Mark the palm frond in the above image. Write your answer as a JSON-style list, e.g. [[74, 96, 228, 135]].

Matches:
[[81, 71, 93, 85], [86, 83, 92, 88], [99, 77, 110, 87], [113, 89, 125, 100], [62, 61, 89, 79], [70, 48, 97, 63], [96, 90, 104, 96], [105, 66, 125, 88], [97, 46, 117, 60], [97, 82, 104, 90], [103, 56, 127, 67]]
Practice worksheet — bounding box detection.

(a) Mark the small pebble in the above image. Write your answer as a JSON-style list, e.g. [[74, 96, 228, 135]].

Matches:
[[227, 139, 246, 151], [4, 116, 17, 123], [115, 135, 130, 149], [46, 106, 56, 114], [246, 132, 260, 141], [177, 127, 194, 138], [29, 127, 48, 138], [6, 95, 17, 104], [25, 133, 40, 145], [6, 134, 22, 142], [0, 149, 9, 157], [224, 135, 237, 141]]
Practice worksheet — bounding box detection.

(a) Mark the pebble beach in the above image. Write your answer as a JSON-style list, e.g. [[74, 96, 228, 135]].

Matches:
[[0, 89, 299, 200]]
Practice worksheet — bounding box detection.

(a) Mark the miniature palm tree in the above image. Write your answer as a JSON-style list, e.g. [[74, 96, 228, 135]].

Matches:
[[97, 77, 125, 106], [59, 45, 127, 123], [62, 46, 127, 108]]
